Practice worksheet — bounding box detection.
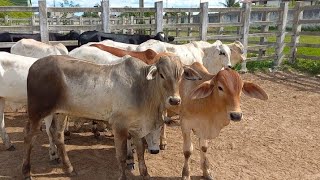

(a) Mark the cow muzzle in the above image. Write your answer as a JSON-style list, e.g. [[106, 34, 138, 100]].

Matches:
[[229, 112, 242, 121], [167, 96, 181, 106]]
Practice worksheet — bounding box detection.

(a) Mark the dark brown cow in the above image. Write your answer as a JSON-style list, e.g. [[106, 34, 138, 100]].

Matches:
[[22, 55, 202, 180]]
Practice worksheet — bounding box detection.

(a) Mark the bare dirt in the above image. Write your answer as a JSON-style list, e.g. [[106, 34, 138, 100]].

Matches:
[[0, 71, 320, 180]]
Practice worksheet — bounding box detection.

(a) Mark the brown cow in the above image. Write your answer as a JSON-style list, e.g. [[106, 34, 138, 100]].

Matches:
[[90, 43, 158, 64], [175, 64, 268, 180], [22, 54, 202, 180]]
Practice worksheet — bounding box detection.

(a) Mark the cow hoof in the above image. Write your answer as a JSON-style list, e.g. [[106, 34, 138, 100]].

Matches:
[[203, 174, 214, 180], [126, 163, 135, 171], [64, 131, 71, 136], [24, 176, 33, 180], [68, 170, 78, 177], [142, 174, 150, 180], [160, 144, 166, 150], [50, 158, 61, 165], [182, 175, 190, 180], [6, 145, 16, 151], [149, 149, 159, 154]]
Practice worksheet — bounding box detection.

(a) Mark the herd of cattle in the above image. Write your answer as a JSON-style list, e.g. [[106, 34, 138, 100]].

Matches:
[[0, 30, 268, 180]]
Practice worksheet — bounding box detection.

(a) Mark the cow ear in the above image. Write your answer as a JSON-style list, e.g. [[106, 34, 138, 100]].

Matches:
[[242, 81, 268, 100], [146, 65, 158, 80], [190, 81, 214, 100], [183, 66, 202, 80]]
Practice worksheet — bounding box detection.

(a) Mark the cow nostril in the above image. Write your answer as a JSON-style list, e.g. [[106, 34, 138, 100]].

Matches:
[[230, 112, 242, 121], [169, 98, 181, 106], [228, 65, 232, 68]]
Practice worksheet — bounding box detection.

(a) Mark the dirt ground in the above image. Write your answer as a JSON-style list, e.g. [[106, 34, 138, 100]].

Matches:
[[0, 71, 320, 180]]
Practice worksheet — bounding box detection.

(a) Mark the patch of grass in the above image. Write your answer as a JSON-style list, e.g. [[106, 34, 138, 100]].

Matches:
[[283, 59, 320, 75]]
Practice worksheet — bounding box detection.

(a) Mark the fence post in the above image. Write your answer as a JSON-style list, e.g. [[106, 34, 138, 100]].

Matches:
[[155, 1, 163, 33], [289, 2, 303, 63], [258, 1, 270, 58], [187, 12, 193, 42], [38, 0, 49, 43], [101, 0, 110, 33], [154, 1, 163, 33], [200, 1, 208, 41], [273, 2, 289, 69], [239, 2, 251, 73]]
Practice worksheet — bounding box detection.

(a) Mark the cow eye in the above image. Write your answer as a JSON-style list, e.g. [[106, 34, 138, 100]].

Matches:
[[219, 52, 226, 56], [218, 86, 223, 91], [160, 74, 164, 79]]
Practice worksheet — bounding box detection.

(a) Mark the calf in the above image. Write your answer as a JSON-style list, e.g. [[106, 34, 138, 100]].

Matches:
[[22, 55, 201, 179], [176, 64, 268, 180]]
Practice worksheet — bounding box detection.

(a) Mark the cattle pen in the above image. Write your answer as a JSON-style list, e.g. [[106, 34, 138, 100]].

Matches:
[[0, 0, 320, 70], [0, 1, 320, 180]]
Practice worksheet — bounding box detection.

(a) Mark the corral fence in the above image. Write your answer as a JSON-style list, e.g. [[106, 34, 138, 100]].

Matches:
[[0, 0, 319, 71]]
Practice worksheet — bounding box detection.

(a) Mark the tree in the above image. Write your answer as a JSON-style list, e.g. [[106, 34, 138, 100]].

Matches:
[[59, 0, 80, 18], [164, 12, 187, 17], [82, 3, 100, 18], [219, 0, 240, 7]]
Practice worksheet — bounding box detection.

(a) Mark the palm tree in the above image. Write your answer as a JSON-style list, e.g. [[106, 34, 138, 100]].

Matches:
[[219, 0, 240, 7]]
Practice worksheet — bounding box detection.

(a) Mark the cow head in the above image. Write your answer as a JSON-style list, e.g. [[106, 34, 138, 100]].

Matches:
[[190, 68, 268, 122], [203, 42, 232, 74], [146, 54, 202, 109], [228, 40, 246, 66], [67, 30, 80, 40], [144, 126, 162, 154], [154, 32, 175, 42]]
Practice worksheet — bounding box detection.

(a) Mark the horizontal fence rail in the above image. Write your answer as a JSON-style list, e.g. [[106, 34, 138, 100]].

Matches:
[[0, 0, 319, 70]]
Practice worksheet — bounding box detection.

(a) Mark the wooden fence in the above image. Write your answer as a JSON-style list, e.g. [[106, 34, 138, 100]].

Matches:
[[0, 0, 319, 71]]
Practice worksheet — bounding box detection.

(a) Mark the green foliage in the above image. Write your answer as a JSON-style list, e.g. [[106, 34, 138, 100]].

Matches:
[[0, 0, 32, 18], [119, 10, 155, 18], [219, 0, 240, 7], [164, 12, 187, 16], [283, 59, 320, 75], [82, 4, 100, 18]]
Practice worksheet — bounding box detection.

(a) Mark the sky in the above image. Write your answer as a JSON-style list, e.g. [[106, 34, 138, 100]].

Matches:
[[31, 0, 226, 8]]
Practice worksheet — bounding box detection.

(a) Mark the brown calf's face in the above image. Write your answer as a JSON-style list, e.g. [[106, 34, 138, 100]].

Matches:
[[191, 68, 268, 122], [147, 55, 202, 108]]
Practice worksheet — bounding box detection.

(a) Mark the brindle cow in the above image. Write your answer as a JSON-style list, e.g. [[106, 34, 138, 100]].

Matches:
[[22, 55, 201, 180], [175, 64, 268, 180]]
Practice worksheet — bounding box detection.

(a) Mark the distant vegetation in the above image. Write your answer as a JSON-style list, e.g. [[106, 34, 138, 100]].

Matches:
[[0, 0, 33, 18]]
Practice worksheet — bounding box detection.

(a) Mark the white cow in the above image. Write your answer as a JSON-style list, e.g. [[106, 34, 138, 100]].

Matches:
[[0, 52, 38, 150], [69, 46, 129, 65], [11, 39, 68, 58]]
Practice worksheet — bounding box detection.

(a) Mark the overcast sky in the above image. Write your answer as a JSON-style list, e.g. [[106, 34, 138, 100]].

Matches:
[[31, 0, 226, 8]]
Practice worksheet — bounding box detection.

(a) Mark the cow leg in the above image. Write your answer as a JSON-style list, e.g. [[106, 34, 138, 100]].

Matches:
[[113, 128, 128, 180], [133, 137, 150, 179], [64, 116, 71, 136], [200, 139, 213, 180], [44, 114, 59, 163], [160, 110, 168, 150], [182, 128, 193, 180], [52, 114, 76, 176], [22, 119, 42, 179], [126, 135, 135, 171], [0, 98, 14, 151], [91, 121, 100, 138], [160, 124, 167, 150]]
